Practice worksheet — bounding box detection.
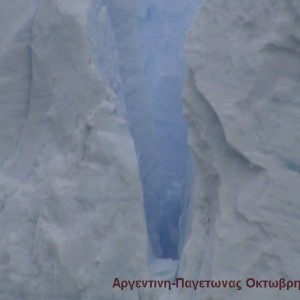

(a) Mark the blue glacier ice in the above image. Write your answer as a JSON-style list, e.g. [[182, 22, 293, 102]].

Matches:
[[137, 0, 201, 259]]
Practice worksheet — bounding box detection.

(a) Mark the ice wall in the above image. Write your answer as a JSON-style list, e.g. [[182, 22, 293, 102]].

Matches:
[[0, 1, 148, 299], [178, 0, 300, 299]]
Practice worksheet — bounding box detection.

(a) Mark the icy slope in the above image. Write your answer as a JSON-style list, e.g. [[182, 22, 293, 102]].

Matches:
[[0, 1, 147, 299], [179, 0, 300, 299]]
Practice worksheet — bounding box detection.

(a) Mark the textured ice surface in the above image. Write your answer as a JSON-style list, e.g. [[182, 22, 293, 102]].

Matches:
[[178, 0, 300, 299], [0, 1, 147, 299]]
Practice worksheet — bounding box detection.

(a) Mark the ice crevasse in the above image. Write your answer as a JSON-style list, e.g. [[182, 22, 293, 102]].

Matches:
[[0, 0, 300, 300]]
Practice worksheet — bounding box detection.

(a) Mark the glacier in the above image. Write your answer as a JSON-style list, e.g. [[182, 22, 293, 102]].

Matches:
[[138, 0, 200, 260], [0, 1, 147, 300], [1, 0, 300, 300]]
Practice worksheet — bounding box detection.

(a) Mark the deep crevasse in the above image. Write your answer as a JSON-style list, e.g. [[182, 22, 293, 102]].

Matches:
[[1, 0, 299, 300], [94, 0, 202, 261], [137, 0, 201, 260]]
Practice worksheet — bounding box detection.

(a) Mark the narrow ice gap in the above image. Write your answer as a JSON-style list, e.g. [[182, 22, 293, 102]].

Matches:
[[137, 0, 201, 274]]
